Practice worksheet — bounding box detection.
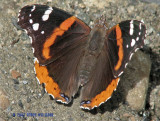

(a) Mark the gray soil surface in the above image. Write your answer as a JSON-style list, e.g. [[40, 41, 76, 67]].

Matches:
[[0, 0, 160, 121]]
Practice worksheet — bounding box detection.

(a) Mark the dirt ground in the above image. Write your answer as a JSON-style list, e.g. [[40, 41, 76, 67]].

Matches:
[[0, 0, 160, 121]]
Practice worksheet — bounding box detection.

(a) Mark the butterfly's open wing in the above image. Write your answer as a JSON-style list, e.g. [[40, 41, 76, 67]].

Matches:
[[80, 20, 146, 110], [34, 37, 87, 103], [18, 4, 91, 104]]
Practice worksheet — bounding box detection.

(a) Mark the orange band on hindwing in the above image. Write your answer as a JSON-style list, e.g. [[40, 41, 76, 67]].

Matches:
[[34, 60, 66, 102], [82, 78, 119, 109], [42, 16, 76, 59], [114, 25, 123, 71]]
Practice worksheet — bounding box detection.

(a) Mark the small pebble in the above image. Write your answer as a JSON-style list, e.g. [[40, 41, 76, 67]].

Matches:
[[127, 6, 134, 13], [27, 97, 31, 103], [18, 100, 23, 108], [0, 89, 10, 110], [79, 3, 86, 9], [13, 79, 19, 84], [11, 70, 21, 79], [22, 80, 28, 85], [14, 85, 19, 91]]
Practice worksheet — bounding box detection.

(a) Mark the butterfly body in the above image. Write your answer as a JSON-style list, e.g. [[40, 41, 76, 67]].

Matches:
[[78, 21, 108, 86], [18, 4, 146, 110]]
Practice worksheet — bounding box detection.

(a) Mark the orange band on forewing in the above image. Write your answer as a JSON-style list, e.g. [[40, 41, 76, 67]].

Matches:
[[114, 25, 123, 71], [82, 78, 119, 109], [60, 16, 76, 30], [42, 16, 76, 59], [34, 60, 66, 102]]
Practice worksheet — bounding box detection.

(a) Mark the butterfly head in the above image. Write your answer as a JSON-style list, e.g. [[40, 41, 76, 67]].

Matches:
[[94, 15, 108, 30]]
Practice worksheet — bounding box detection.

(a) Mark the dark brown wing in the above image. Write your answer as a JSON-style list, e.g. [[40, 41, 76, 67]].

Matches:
[[34, 36, 88, 103], [18, 4, 91, 104], [80, 44, 119, 109]]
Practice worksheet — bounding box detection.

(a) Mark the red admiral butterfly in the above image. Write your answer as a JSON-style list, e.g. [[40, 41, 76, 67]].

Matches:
[[17, 4, 147, 110]]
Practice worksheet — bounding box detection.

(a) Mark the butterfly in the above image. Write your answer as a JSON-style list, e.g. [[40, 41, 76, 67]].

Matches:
[[17, 4, 146, 110]]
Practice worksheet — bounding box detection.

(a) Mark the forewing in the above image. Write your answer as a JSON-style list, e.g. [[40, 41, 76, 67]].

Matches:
[[107, 20, 146, 77], [18, 4, 90, 65]]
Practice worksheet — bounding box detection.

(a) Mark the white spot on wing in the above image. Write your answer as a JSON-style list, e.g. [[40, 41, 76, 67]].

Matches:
[[42, 15, 50, 21], [139, 23, 142, 30], [114, 78, 120, 91], [32, 23, 39, 31], [41, 31, 44, 34], [48, 7, 53, 10], [32, 48, 35, 53], [131, 39, 136, 47], [141, 19, 144, 23], [56, 100, 68, 104], [114, 75, 117, 78], [80, 106, 90, 110], [31, 5, 36, 12], [34, 58, 39, 63], [130, 28, 133, 35], [126, 44, 129, 48], [18, 13, 20, 17], [29, 14, 31, 17], [17, 10, 21, 21], [29, 19, 33, 24], [118, 71, 123, 77], [129, 53, 134, 60], [45, 88, 47, 93], [125, 63, 128, 68], [129, 20, 134, 35], [36, 77, 40, 84], [135, 48, 139, 52], [136, 37, 139, 41], [34, 66, 36, 74], [145, 30, 147, 37], [45, 8, 53, 14], [145, 34, 147, 37], [42, 7, 53, 21], [48, 94, 55, 99]]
